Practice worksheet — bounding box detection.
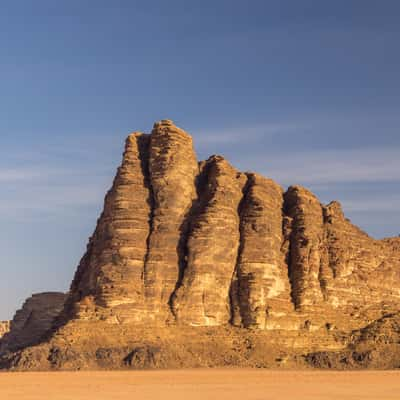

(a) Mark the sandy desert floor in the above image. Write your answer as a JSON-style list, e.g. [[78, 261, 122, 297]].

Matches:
[[0, 369, 399, 400]]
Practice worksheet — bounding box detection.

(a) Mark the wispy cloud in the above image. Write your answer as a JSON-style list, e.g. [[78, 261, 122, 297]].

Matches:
[[194, 122, 308, 145], [0, 182, 106, 216], [236, 147, 400, 185], [342, 195, 400, 213], [0, 151, 116, 220], [0, 167, 53, 183]]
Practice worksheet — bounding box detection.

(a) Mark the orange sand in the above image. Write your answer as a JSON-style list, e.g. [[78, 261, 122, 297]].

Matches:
[[0, 369, 399, 400]]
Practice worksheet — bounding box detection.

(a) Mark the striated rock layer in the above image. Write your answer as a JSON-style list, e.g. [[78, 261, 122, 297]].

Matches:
[[173, 156, 246, 326], [65, 132, 152, 323], [233, 174, 293, 329], [1, 120, 399, 370], [144, 120, 198, 322]]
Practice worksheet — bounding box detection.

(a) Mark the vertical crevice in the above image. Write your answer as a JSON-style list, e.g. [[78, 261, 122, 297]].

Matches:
[[282, 190, 298, 310], [168, 161, 210, 319], [229, 173, 252, 326], [318, 206, 333, 300], [141, 134, 155, 287], [317, 228, 329, 301]]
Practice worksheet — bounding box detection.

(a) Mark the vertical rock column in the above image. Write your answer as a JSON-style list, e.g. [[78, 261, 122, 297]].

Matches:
[[234, 174, 292, 329], [67, 133, 152, 322], [283, 186, 327, 310], [144, 120, 198, 323], [173, 156, 247, 326]]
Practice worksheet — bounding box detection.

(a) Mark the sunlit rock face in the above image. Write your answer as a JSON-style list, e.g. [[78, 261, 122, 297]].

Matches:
[[172, 155, 246, 326], [145, 120, 199, 323], [233, 173, 293, 329], [62, 120, 400, 329], [65, 132, 152, 324]]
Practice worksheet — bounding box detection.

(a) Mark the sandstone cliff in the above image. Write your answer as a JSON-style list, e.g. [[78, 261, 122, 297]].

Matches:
[[1, 120, 399, 370]]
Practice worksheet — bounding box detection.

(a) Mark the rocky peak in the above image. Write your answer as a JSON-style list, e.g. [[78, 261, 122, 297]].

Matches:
[[62, 121, 400, 327]]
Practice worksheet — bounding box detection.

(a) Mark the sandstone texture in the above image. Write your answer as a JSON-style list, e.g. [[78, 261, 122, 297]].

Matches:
[[1, 120, 399, 371], [173, 156, 246, 326], [144, 120, 198, 322], [0, 293, 66, 354], [66, 133, 152, 324]]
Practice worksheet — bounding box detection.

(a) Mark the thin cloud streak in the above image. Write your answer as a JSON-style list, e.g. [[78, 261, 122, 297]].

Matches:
[[194, 122, 309, 145], [243, 147, 400, 185], [0, 168, 53, 183], [342, 196, 400, 213]]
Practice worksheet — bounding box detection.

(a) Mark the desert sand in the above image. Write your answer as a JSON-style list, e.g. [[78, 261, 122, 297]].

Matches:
[[0, 369, 398, 400]]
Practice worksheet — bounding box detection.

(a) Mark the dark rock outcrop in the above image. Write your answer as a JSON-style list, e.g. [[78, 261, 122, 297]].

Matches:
[[306, 312, 400, 369], [0, 293, 66, 353]]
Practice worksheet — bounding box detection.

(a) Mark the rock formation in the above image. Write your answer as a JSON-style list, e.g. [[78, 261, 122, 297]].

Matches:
[[306, 311, 400, 369], [172, 156, 246, 326], [233, 174, 293, 329], [1, 120, 399, 370], [145, 120, 198, 322], [66, 133, 152, 324], [0, 293, 66, 354]]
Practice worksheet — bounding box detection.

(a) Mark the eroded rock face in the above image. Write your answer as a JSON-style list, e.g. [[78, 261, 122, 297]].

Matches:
[[65, 120, 199, 325], [284, 186, 327, 310], [66, 133, 152, 323], [3, 119, 399, 370], [306, 311, 400, 369], [234, 174, 293, 329], [62, 120, 400, 329], [323, 202, 400, 310], [144, 120, 198, 322], [0, 293, 66, 353], [172, 156, 246, 326]]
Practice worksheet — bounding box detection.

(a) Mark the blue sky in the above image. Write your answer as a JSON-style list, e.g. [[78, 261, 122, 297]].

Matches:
[[1, 1, 399, 319]]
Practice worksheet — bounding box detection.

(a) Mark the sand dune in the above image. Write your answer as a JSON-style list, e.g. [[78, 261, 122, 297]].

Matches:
[[0, 369, 399, 400]]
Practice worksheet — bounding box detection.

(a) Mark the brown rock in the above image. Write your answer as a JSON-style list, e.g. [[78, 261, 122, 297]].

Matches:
[[322, 201, 400, 310], [283, 186, 327, 310], [0, 292, 66, 353], [172, 156, 246, 326], [234, 173, 293, 329], [306, 311, 400, 369], [144, 120, 199, 322], [66, 133, 152, 323]]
